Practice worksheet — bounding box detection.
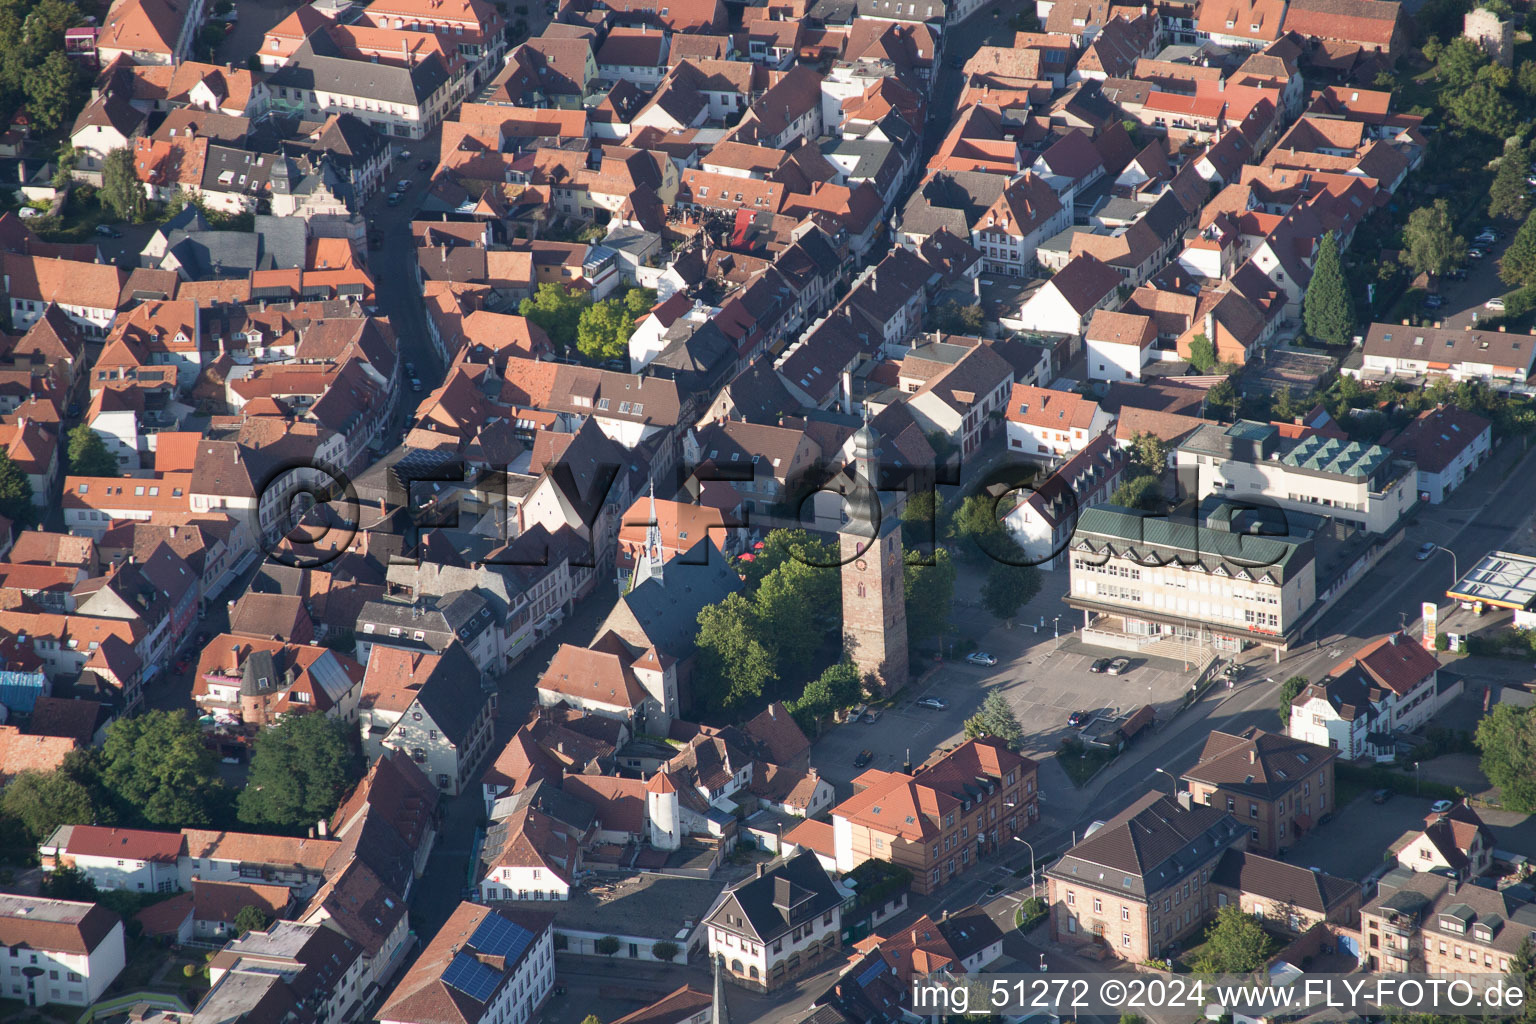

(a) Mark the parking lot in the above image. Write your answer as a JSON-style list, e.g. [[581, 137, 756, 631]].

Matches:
[[810, 630, 1205, 799], [1281, 792, 1439, 883]]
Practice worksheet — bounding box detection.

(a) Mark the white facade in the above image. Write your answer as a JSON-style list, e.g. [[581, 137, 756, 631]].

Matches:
[[479, 865, 571, 903], [706, 906, 839, 986], [360, 695, 494, 796], [1016, 281, 1114, 336], [1415, 427, 1492, 504], [1087, 336, 1153, 381], [1174, 446, 1415, 535], [0, 898, 126, 1007]]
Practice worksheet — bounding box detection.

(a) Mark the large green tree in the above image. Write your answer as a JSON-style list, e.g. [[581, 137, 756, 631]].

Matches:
[[233, 904, 271, 937], [904, 547, 956, 651], [1204, 378, 1237, 421], [695, 593, 777, 709], [1112, 474, 1162, 512], [1491, 143, 1532, 221], [1277, 675, 1308, 729], [1303, 231, 1355, 345], [99, 147, 142, 222], [517, 282, 589, 351], [1187, 334, 1217, 373], [755, 555, 835, 674], [24, 49, 76, 133], [575, 297, 635, 362], [981, 560, 1042, 622], [1438, 35, 1491, 89], [0, 448, 34, 525], [1, 767, 100, 844], [964, 689, 1023, 750], [238, 712, 362, 832], [1126, 432, 1168, 476], [739, 528, 837, 588], [900, 489, 951, 552], [1502, 214, 1536, 288], [1447, 80, 1519, 138], [99, 711, 222, 829], [1401, 201, 1467, 279], [66, 424, 116, 477], [1476, 703, 1536, 812], [788, 660, 863, 729], [1192, 905, 1273, 974]]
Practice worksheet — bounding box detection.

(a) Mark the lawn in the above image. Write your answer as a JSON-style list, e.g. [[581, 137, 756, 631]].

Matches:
[[30, 186, 112, 243], [1056, 744, 1114, 787]]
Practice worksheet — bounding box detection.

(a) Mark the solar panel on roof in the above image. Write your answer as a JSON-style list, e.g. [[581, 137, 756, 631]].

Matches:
[[442, 952, 500, 1003], [470, 913, 535, 962], [857, 959, 888, 987]]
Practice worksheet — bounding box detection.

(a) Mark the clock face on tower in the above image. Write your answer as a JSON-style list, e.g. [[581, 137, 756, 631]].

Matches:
[[856, 559, 868, 570]]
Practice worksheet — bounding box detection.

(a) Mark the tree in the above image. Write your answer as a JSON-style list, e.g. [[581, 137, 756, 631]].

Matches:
[[900, 489, 951, 552], [1401, 201, 1467, 279], [581, 1016, 604, 1024], [1502, 214, 1536, 288], [622, 286, 656, 317], [755, 556, 834, 674], [238, 712, 362, 831], [1303, 231, 1355, 345], [1191, 905, 1273, 974], [790, 660, 864, 727], [1447, 81, 1518, 138], [904, 547, 956, 651], [1187, 333, 1217, 373], [950, 492, 1008, 559], [1277, 675, 1308, 729], [651, 940, 679, 962], [1, 768, 100, 844], [1519, 59, 1536, 98], [1476, 703, 1536, 812], [0, 449, 34, 526], [595, 936, 621, 957], [1438, 36, 1491, 89], [1491, 144, 1532, 221], [517, 282, 589, 350], [933, 300, 985, 335], [575, 297, 635, 362], [25, 49, 76, 133], [695, 593, 777, 710], [1127, 432, 1168, 476], [99, 710, 222, 829], [1271, 384, 1303, 423], [233, 905, 271, 936], [1508, 936, 1536, 1022], [1204, 378, 1237, 421], [964, 690, 1024, 749], [1112, 474, 1162, 511], [41, 864, 98, 903], [99, 147, 142, 223], [740, 529, 837, 589], [981, 560, 1041, 622], [67, 424, 116, 477]]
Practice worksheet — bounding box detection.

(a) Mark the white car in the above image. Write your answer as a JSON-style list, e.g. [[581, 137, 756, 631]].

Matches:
[[965, 652, 997, 666], [1431, 799, 1455, 813], [1486, 297, 1507, 311], [1416, 542, 1436, 560], [1468, 248, 1487, 259]]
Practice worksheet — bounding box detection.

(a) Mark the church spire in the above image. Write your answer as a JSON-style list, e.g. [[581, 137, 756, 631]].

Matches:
[[633, 479, 665, 590]]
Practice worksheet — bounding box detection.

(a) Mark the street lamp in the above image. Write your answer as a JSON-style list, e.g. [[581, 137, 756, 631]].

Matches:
[[1415, 761, 1421, 796], [1153, 766, 1178, 796], [1435, 545, 1459, 587], [1012, 836, 1037, 897], [1053, 616, 1061, 650]]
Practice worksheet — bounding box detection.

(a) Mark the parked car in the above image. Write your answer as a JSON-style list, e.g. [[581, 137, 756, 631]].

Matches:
[[1372, 788, 1392, 803], [410, 377, 423, 392], [1068, 710, 1089, 727], [16, 207, 38, 219], [965, 651, 998, 666], [385, 192, 403, 206], [1417, 541, 1436, 560], [1469, 248, 1487, 259], [404, 361, 416, 375], [915, 696, 948, 710], [1422, 295, 1444, 310], [417, 159, 432, 172], [1487, 297, 1507, 311], [862, 709, 882, 724], [94, 224, 121, 238], [1089, 657, 1111, 673], [1431, 799, 1455, 813], [985, 884, 1002, 896], [853, 749, 873, 768], [396, 178, 412, 191], [1106, 657, 1131, 676], [1446, 267, 1468, 281]]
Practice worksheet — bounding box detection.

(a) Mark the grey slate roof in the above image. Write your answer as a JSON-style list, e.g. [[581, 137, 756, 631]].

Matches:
[[267, 37, 451, 106], [1046, 792, 1246, 900]]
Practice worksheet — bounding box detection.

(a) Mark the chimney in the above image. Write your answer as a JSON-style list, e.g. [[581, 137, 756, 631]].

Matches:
[[756, 862, 766, 878], [940, 909, 949, 922], [1176, 790, 1193, 810], [317, 818, 329, 838], [1249, 749, 1256, 764]]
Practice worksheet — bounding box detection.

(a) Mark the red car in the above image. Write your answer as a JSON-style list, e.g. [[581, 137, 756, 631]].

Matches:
[[173, 658, 189, 673]]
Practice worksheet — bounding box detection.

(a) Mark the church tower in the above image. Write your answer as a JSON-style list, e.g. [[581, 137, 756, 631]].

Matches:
[[839, 421, 909, 696]]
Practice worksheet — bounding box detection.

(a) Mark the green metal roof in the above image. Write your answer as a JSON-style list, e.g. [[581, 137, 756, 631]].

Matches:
[[1225, 420, 1275, 442], [1072, 504, 1305, 581], [1280, 435, 1389, 477]]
